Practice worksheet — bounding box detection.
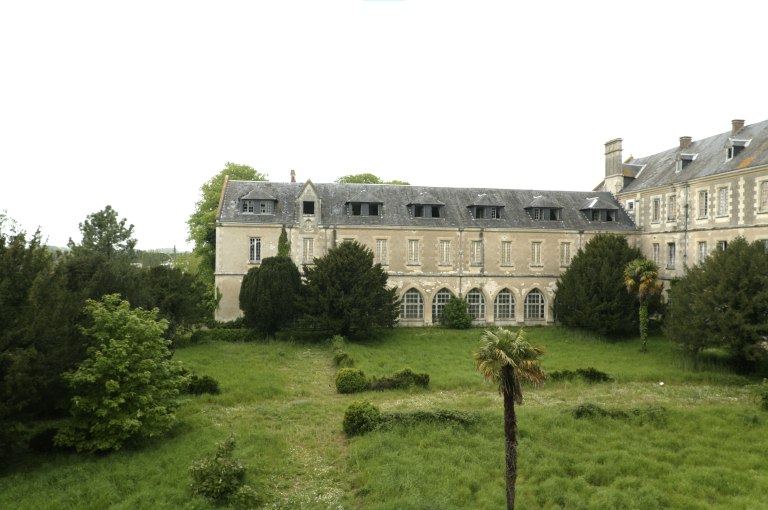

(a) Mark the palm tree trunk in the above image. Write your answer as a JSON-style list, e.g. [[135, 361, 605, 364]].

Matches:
[[503, 367, 517, 510]]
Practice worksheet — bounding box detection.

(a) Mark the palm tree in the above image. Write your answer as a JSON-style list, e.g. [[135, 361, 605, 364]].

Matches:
[[474, 328, 545, 510], [624, 258, 663, 352]]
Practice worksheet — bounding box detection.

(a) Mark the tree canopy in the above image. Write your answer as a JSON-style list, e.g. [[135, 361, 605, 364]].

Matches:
[[553, 234, 642, 337], [187, 163, 267, 282], [68, 205, 136, 259], [335, 173, 410, 185], [301, 241, 399, 338], [666, 237, 768, 371]]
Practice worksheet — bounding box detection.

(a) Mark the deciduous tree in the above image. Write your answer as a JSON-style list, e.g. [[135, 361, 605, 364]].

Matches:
[[188, 163, 267, 283], [335, 173, 410, 185], [55, 294, 187, 452]]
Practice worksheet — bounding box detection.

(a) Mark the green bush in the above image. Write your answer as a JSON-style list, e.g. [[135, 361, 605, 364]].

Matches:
[[187, 375, 221, 395], [343, 401, 381, 436], [548, 367, 611, 383], [378, 409, 479, 429], [331, 335, 354, 367], [441, 297, 473, 329], [190, 328, 255, 343], [189, 435, 258, 507], [335, 368, 369, 394], [369, 368, 429, 390], [759, 383, 768, 411], [571, 403, 667, 425]]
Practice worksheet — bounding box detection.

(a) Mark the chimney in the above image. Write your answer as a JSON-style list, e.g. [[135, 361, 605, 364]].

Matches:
[[679, 136, 692, 150], [732, 119, 745, 135], [290, 169, 296, 183], [604, 138, 623, 177]]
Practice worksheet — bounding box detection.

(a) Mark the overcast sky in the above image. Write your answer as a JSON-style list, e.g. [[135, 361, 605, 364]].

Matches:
[[2, 1, 767, 251]]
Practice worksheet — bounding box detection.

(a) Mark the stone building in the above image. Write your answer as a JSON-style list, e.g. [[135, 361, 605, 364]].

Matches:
[[215, 118, 768, 324]]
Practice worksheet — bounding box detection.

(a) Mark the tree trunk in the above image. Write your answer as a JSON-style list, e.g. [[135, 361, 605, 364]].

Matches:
[[502, 367, 517, 510]]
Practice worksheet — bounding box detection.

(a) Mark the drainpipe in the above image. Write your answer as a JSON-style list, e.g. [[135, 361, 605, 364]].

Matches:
[[458, 227, 464, 297], [683, 184, 689, 267]]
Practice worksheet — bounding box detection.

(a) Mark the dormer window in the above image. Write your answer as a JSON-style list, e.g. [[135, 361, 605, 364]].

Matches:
[[347, 202, 381, 216], [240, 190, 277, 215], [346, 190, 383, 217], [676, 153, 698, 173], [303, 201, 315, 215], [408, 192, 445, 219], [413, 204, 442, 218], [525, 196, 562, 221], [471, 205, 501, 219], [581, 196, 619, 222], [726, 139, 750, 161]]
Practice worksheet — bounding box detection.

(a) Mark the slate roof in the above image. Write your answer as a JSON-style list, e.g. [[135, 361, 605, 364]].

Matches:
[[219, 181, 637, 232], [621, 119, 768, 193]]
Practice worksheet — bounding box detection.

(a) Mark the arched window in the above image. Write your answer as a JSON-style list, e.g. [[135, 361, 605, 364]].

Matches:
[[524, 289, 545, 320], [494, 289, 515, 320], [432, 288, 454, 322], [466, 288, 485, 320], [401, 289, 424, 319]]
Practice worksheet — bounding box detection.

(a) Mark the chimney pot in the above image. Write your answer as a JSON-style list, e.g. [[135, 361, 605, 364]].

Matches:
[[732, 119, 745, 135], [679, 136, 692, 150], [290, 169, 296, 183]]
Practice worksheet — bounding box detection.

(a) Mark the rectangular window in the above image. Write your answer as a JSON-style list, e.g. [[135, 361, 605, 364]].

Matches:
[[718, 240, 728, 251], [249, 237, 261, 263], [303, 201, 315, 215], [652, 243, 660, 265], [667, 195, 677, 221], [368, 203, 379, 216], [530, 241, 542, 266], [408, 239, 420, 265], [667, 243, 676, 270], [302, 238, 314, 263], [260, 201, 273, 214], [242, 200, 255, 213], [470, 240, 482, 265], [533, 208, 542, 220], [375, 239, 388, 265], [698, 191, 708, 218], [760, 181, 768, 212], [560, 242, 571, 267], [717, 187, 728, 216], [439, 240, 451, 265], [652, 198, 660, 222], [698, 241, 707, 264], [501, 241, 513, 266]]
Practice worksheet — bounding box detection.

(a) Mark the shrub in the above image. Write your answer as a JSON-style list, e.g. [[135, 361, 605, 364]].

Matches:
[[571, 403, 667, 424], [331, 335, 354, 367], [343, 401, 381, 436], [548, 367, 611, 383], [441, 297, 473, 329], [189, 434, 257, 507], [190, 328, 255, 343], [758, 383, 768, 411], [335, 368, 369, 394], [28, 427, 59, 453], [187, 375, 221, 395], [378, 409, 479, 430], [369, 368, 430, 390]]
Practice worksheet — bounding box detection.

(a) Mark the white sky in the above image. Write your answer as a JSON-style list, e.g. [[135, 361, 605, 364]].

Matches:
[[2, 1, 767, 251]]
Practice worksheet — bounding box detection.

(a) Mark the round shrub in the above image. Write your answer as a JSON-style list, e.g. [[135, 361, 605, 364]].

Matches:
[[335, 368, 369, 394], [187, 374, 221, 395], [343, 401, 381, 436], [442, 297, 473, 329]]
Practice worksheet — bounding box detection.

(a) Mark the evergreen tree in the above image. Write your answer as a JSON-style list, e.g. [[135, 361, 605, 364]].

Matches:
[[666, 237, 768, 371], [239, 256, 301, 337], [277, 226, 291, 257], [553, 234, 642, 337], [302, 241, 399, 338]]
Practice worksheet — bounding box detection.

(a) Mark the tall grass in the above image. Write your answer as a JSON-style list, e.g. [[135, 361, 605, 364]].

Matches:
[[0, 327, 764, 509]]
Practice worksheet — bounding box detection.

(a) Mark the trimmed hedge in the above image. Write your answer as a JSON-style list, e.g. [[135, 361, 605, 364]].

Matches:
[[187, 375, 221, 395], [342, 402, 479, 437], [369, 368, 429, 390], [571, 403, 667, 424], [548, 367, 612, 383], [343, 401, 381, 436]]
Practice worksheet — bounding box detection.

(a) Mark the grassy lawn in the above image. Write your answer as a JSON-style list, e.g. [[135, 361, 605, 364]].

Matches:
[[1, 327, 766, 509]]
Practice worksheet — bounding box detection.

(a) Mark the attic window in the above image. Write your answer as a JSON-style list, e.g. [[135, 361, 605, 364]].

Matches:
[[676, 153, 697, 173], [241, 199, 275, 215], [413, 204, 442, 218], [472, 206, 500, 219], [303, 201, 315, 215], [347, 202, 381, 217], [726, 139, 751, 161]]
